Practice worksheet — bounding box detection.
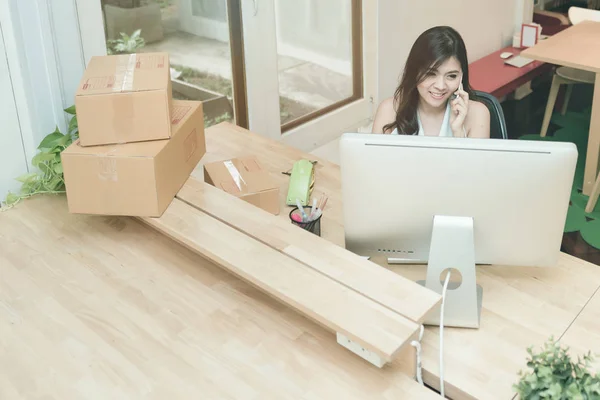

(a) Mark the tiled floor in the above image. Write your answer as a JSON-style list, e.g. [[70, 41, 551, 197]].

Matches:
[[144, 32, 352, 110]]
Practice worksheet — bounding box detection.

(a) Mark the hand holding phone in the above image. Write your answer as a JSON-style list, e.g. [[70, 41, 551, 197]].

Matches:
[[452, 82, 463, 100], [450, 81, 468, 137]]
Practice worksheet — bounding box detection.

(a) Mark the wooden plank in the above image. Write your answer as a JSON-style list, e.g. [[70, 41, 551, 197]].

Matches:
[[176, 178, 441, 324], [141, 198, 421, 363], [0, 195, 444, 399]]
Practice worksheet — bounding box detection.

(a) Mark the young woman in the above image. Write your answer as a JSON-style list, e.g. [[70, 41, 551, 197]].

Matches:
[[372, 26, 490, 138]]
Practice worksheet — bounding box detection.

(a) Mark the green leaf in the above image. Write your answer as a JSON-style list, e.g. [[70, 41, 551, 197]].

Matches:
[[32, 152, 57, 168], [20, 178, 41, 196], [64, 105, 76, 115], [54, 163, 63, 174], [56, 132, 73, 148], [45, 175, 64, 191], [38, 127, 64, 150], [5, 192, 19, 205], [15, 172, 39, 184], [67, 115, 78, 136]]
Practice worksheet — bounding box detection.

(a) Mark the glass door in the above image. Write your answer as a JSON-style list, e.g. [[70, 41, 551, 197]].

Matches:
[[95, 0, 247, 128], [240, 0, 376, 150], [76, 0, 376, 150], [274, 0, 362, 130]]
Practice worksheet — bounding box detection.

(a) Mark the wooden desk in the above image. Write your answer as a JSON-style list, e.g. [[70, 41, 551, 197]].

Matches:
[[0, 127, 442, 397], [522, 21, 600, 196], [560, 285, 600, 372], [4, 122, 600, 399], [469, 46, 551, 99], [187, 123, 600, 399]]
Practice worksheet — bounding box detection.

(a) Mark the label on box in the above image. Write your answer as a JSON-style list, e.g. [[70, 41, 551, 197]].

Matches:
[[81, 76, 116, 90], [136, 55, 166, 69]]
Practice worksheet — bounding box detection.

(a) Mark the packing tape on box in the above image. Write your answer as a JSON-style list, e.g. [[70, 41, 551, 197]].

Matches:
[[113, 54, 136, 93], [96, 147, 119, 182], [112, 54, 136, 144], [223, 160, 247, 192]]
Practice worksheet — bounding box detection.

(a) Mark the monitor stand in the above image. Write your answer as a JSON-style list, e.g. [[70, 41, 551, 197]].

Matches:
[[416, 215, 482, 329]]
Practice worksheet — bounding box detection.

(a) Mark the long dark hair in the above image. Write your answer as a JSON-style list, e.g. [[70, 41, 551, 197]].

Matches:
[[383, 26, 476, 134]]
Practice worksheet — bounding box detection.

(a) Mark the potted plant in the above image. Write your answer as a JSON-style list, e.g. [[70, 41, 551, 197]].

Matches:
[[1, 107, 78, 210], [107, 29, 146, 55], [514, 337, 600, 399]]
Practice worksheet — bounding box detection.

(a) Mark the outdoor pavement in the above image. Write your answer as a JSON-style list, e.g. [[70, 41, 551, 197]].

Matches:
[[143, 31, 352, 109]]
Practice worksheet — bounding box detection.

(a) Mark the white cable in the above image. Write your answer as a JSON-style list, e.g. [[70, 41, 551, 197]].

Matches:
[[410, 324, 425, 385], [439, 270, 452, 398]]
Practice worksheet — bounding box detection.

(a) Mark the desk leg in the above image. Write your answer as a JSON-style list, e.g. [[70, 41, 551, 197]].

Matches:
[[583, 73, 600, 196]]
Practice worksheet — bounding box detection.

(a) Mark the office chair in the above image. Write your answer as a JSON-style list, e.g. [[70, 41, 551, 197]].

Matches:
[[473, 90, 508, 139]]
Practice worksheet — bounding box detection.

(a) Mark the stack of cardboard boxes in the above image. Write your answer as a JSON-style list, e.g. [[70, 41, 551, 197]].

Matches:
[[61, 52, 206, 217]]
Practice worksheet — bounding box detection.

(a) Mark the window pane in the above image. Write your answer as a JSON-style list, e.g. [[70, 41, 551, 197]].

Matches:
[[274, 0, 359, 128], [99, 0, 237, 128]]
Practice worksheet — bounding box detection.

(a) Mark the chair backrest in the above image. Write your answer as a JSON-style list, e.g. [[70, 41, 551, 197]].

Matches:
[[473, 90, 508, 139], [569, 7, 600, 24]]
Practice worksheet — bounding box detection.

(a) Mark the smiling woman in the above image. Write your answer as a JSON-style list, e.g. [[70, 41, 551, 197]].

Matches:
[[372, 26, 490, 139]]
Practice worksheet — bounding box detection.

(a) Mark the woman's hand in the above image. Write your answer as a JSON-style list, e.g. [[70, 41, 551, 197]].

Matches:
[[450, 85, 469, 137]]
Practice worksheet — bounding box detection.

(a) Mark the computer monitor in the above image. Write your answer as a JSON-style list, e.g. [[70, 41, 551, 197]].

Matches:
[[339, 133, 577, 328]]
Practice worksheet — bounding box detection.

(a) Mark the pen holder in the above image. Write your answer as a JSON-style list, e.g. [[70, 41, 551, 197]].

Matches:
[[289, 207, 322, 236]]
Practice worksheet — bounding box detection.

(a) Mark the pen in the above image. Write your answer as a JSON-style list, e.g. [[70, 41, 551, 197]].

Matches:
[[309, 198, 317, 220], [296, 198, 308, 222]]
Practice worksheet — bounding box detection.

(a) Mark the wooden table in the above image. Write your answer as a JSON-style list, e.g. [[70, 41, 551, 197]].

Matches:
[[193, 123, 600, 400], [522, 21, 600, 196], [3, 122, 600, 399], [469, 46, 551, 99], [0, 126, 440, 399]]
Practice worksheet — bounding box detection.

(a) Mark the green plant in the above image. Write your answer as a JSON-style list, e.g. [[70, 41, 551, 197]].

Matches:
[[1, 106, 78, 211], [157, 0, 174, 8], [514, 337, 600, 399], [107, 29, 145, 55]]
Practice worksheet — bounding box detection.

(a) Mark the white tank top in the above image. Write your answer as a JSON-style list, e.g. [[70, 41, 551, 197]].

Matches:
[[390, 102, 453, 137]]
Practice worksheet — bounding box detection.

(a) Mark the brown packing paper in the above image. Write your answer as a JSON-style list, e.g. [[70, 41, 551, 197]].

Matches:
[[204, 156, 280, 215], [62, 100, 205, 217], [75, 52, 173, 147]]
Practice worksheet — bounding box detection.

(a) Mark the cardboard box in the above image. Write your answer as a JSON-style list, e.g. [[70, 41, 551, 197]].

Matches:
[[61, 100, 205, 217], [75, 52, 173, 147], [204, 156, 280, 215]]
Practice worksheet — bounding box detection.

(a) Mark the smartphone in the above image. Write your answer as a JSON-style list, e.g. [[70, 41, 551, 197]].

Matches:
[[451, 82, 463, 100]]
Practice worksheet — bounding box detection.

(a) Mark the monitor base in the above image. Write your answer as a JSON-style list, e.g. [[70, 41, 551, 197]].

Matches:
[[417, 215, 482, 329]]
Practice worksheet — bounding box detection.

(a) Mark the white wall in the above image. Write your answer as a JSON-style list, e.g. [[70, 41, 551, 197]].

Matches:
[[0, 22, 28, 198], [377, 0, 527, 102], [0, 0, 92, 202]]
